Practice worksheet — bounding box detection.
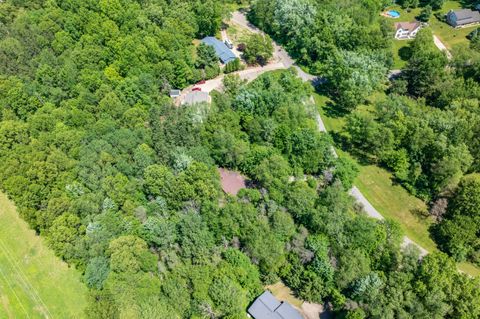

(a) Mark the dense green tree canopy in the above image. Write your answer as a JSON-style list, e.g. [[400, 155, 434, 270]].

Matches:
[[1, 0, 479, 318]]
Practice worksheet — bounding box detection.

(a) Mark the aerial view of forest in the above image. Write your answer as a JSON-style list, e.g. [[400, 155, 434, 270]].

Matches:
[[0, 0, 480, 318]]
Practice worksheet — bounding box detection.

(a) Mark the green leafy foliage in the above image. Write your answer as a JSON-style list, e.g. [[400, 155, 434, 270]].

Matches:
[[345, 94, 477, 199], [249, 0, 391, 112], [224, 58, 242, 73], [1, 1, 479, 318], [434, 174, 480, 265], [243, 33, 273, 66]]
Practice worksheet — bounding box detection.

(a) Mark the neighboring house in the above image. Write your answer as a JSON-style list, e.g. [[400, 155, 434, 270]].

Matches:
[[201, 36, 237, 64], [447, 9, 480, 28], [169, 89, 181, 98], [182, 91, 210, 105], [394, 21, 422, 39], [248, 291, 303, 319]]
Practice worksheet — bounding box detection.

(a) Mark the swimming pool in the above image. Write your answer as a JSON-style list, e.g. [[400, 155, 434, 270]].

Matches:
[[388, 10, 400, 18]]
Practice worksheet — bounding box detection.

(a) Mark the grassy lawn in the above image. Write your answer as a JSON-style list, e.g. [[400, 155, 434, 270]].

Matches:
[[266, 282, 303, 308], [225, 22, 253, 45], [315, 93, 434, 251], [314, 93, 480, 276], [392, 39, 412, 69], [354, 165, 435, 251], [0, 192, 87, 318], [458, 262, 480, 277], [429, 0, 477, 50], [385, 1, 476, 60]]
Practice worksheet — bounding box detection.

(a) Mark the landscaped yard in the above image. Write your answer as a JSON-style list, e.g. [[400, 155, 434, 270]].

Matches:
[[0, 192, 87, 318], [314, 93, 480, 277], [392, 39, 412, 69], [385, 1, 477, 61]]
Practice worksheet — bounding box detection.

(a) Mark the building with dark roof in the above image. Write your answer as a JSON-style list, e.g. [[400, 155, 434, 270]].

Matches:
[[447, 9, 480, 28], [201, 36, 237, 64], [248, 291, 303, 319]]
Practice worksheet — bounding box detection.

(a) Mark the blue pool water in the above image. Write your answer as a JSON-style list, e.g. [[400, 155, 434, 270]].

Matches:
[[388, 10, 400, 18]]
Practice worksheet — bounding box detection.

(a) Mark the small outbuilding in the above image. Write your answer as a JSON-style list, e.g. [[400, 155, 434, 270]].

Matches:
[[201, 36, 237, 64], [182, 91, 210, 105], [170, 89, 181, 98], [248, 291, 303, 319], [447, 9, 480, 28]]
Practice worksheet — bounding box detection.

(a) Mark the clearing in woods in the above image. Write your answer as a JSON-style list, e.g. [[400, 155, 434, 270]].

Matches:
[[0, 192, 87, 318]]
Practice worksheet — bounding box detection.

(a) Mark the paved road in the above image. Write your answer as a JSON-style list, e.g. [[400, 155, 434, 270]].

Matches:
[[433, 35, 452, 60], [349, 187, 428, 256], [317, 101, 427, 256], [197, 62, 286, 93], [230, 11, 315, 81], [193, 12, 309, 94], [195, 11, 430, 257], [231, 11, 260, 33], [349, 187, 385, 220]]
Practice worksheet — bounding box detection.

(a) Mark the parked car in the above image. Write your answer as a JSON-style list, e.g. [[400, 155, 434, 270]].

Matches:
[[224, 39, 233, 49], [196, 80, 206, 85], [192, 87, 202, 92]]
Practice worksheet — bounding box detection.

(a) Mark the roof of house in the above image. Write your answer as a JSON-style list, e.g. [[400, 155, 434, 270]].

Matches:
[[170, 89, 181, 97], [394, 21, 421, 31], [275, 303, 303, 319], [201, 36, 237, 64], [218, 168, 246, 195], [449, 9, 480, 25], [248, 291, 303, 319], [182, 91, 210, 105]]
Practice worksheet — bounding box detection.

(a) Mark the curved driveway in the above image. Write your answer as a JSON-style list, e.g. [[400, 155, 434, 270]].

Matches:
[[199, 11, 429, 257]]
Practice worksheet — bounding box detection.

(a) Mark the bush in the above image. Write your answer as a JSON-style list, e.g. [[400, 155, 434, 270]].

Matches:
[[224, 58, 241, 74], [237, 43, 246, 52], [243, 34, 273, 66], [205, 64, 221, 79]]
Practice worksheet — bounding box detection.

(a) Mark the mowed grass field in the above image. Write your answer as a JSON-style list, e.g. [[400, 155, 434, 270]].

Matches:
[[314, 94, 480, 276], [392, 39, 412, 69], [0, 192, 87, 318]]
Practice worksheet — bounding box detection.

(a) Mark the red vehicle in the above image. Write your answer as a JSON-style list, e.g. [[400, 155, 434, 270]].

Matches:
[[192, 87, 202, 92], [196, 80, 206, 85]]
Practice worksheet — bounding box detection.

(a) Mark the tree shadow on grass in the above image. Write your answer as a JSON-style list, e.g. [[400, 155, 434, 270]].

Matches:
[[329, 131, 376, 167], [323, 100, 350, 118], [411, 207, 430, 221], [329, 131, 346, 148], [351, 151, 376, 167]]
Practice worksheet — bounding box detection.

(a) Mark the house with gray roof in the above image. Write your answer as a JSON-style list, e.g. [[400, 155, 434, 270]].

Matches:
[[447, 9, 480, 28], [248, 291, 303, 319], [201, 36, 237, 64]]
